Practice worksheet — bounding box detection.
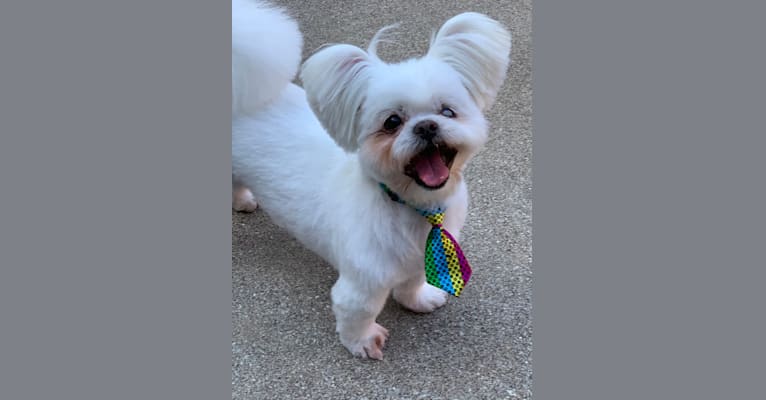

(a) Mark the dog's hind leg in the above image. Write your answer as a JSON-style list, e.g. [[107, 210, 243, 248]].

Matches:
[[232, 180, 258, 213]]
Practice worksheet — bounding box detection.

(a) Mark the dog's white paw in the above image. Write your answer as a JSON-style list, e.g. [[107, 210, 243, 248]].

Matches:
[[233, 187, 258, 212], [395, 283, 448, 313], [341, 322, 389, 360], [233, 198, 257, 212]]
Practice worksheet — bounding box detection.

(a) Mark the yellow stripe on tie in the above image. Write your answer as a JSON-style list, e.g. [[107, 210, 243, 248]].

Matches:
[[440, 231, 465, 296]]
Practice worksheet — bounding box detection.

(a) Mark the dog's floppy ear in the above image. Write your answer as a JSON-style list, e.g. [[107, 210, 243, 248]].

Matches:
[[301, 44, 372, 152], [428, 12, 512, 112]]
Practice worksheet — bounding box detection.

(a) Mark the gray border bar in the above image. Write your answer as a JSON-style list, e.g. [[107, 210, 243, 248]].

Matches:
[[535, 1, 766, 399], [1, 1, 231, 399]]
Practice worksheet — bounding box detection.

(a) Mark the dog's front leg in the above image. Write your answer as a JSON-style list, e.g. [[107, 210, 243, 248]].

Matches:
[[393, 273, 448, 313], [331, 274, 390, 360]]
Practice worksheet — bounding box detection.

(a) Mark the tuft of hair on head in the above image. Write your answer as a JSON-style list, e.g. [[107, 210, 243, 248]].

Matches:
[[427, 12, 512, 112], [366, 23, 400, 63]]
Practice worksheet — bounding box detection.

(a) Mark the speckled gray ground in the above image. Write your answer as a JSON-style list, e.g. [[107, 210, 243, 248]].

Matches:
[[232, 1, 531, 399]]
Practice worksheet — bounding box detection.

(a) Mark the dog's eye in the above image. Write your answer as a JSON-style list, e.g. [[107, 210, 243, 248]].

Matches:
[[440, 107, 456, 118], [383, 114, 402, 131]]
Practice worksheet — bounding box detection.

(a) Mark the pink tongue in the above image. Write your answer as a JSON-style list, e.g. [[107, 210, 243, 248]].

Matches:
[[412, 147, 449, 187]]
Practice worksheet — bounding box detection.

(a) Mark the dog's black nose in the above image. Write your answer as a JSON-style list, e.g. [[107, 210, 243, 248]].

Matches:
[[413, 120, 439, 140]]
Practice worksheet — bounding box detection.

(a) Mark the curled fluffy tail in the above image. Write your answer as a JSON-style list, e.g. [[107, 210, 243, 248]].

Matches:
[[232, 0, 302, 116]]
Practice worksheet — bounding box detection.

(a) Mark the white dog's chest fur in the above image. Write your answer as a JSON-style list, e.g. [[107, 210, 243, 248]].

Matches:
[[232, 84, 468, 289]]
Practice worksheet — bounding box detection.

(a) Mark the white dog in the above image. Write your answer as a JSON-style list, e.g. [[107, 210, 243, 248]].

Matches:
[[232, 0, 511, 359]]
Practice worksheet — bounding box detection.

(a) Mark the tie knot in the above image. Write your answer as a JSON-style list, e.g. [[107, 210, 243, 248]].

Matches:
[[422, 210, 445, 226]]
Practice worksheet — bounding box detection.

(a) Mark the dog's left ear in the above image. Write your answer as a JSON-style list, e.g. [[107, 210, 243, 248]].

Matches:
[[428, 12, 512, 112]]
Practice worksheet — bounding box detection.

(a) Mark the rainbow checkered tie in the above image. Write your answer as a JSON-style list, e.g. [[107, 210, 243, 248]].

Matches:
[[380, 184, 473, 296]]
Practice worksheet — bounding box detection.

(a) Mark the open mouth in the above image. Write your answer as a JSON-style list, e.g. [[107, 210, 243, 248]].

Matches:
[[404, 143, 458, 190]]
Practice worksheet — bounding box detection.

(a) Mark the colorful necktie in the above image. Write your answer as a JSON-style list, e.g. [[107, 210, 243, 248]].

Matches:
[[380, 183, 472, 296]]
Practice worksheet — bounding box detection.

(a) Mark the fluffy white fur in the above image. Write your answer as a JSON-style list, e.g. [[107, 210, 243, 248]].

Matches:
[[232, 0, 511, 359], [232, 0, 302, 116]]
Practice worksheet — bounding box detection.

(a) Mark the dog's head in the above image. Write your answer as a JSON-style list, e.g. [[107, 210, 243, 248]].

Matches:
[[301, 13, 511, 204]]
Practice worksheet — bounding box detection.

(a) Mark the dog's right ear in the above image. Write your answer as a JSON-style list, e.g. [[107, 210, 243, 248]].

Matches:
[[301, 44, 372, 152]]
